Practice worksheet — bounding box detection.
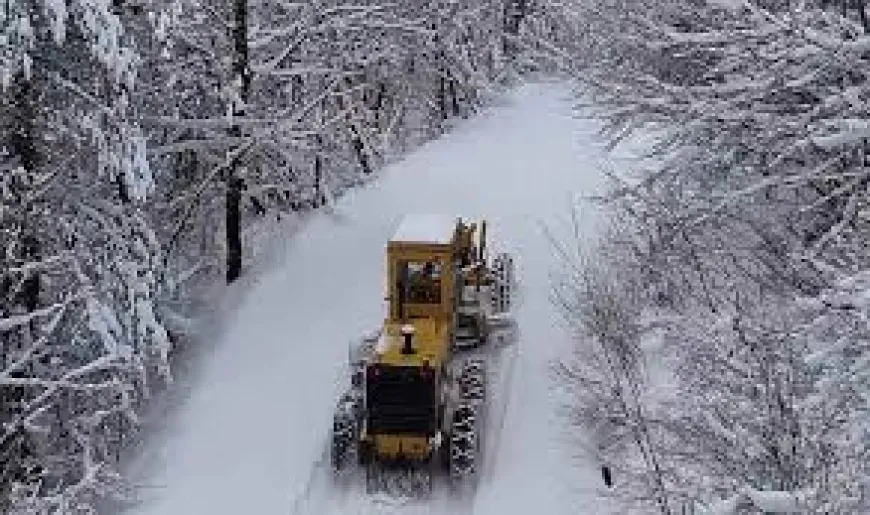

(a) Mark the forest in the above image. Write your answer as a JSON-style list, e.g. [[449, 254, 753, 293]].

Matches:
[[0, 0, 561, 510], [551, 0, 870, 512], [4, 0, 870, 513]]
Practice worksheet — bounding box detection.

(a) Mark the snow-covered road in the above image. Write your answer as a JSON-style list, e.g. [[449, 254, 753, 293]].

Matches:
[[126, 81, 611, 514]]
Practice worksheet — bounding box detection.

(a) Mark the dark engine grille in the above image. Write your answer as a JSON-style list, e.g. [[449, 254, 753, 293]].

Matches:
[[367, 365, 437, 435]]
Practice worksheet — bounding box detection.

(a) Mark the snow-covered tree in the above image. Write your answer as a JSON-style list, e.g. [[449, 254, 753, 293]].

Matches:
[[1, 1, 170, 511], [137, 0, 540, 290], [546, 1, 870, 512], [2, 0, 567, 510]]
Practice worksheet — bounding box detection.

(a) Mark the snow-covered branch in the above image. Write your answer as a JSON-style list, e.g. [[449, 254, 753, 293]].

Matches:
[[545, 1, 870, 511]]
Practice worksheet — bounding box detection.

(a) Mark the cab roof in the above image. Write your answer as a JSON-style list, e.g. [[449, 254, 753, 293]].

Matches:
[[390, 214, 457, 245]]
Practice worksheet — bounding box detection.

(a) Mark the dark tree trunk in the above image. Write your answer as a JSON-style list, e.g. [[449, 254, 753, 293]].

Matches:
[[8, 73, 42, 332], [449, 79, 459, 117], [857, 0, 869, 32], [374, 82, 386, 124], [349, 126, 371, 175], [226, 174, 243, 284], [314, 134, 324, 207], [601, 465, 613, 488], [437, 46, 448, 122], [503, 0, 527, 58], [227, 0, 251, 284], [9, 78, 38, 174], [291, 75, 303, 105], [337, 77, 372, 175], [2, 70, 42, 505]]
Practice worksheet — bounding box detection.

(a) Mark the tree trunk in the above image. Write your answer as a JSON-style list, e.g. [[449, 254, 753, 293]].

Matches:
[[337, 77, 372, 175], [314, 134, 324, 208], [1, 70, 42, 506], [857, 0, 869, 33], [437, 46, 448, 122], [503, 0, 527, 58], [227, 0, 251, 284], [449, 78, 459, 117], [373, 82, 386, 128], [8, 73, 41, 346], [349, 126, 371, 175], [226, 175, 243, 283]]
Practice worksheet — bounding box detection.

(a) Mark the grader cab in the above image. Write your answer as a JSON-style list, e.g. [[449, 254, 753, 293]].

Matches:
[[330, 214, 515, 494]]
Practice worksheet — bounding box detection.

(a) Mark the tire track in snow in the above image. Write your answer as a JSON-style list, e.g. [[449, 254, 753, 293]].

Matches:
[[479, 328, 519, 488], [477, 267, 524, 488], [288, 439, 331, 514], [127, 82, 605, 515]]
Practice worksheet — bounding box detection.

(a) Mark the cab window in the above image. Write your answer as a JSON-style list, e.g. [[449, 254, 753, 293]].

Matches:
[[399, 260, 442, 303]]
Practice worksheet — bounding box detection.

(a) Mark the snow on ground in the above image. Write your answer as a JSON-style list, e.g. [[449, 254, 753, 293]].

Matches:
[[123, 80, 614, 514]]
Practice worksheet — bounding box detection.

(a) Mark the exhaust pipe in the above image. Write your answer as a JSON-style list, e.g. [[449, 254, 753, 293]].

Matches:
[[479, 220, 487, 263], [401, 324, 416, 354]]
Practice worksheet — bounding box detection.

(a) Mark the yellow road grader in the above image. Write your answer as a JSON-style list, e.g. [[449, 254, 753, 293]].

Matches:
[[330, 214, 515, 494]]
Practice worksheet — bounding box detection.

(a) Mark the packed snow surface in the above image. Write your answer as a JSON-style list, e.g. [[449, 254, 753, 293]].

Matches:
[[391, 213, 459, 244], [125, 81, 613, 514]]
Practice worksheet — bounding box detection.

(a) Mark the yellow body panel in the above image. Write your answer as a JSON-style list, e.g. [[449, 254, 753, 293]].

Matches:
[[372, 434, 431, 460], [379, 319, 452, 369]]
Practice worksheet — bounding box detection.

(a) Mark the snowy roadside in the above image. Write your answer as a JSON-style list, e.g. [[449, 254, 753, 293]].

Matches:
[[547, 117, 842, 513], [120, 80, 614, 515], [113, 90, 524, 510]]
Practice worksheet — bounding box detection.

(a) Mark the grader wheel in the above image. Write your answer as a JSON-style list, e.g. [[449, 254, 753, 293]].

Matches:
[[330, 392, 359, 472], [450, 357, 487, 482], [490, 252, 514, 314]]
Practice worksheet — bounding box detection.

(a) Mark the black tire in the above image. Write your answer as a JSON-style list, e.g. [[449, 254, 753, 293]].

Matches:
[[358, 439, 371, 466], [449, 402, 478, 480], [439, 438, 451, 472], [331, 392, 359, 472], [490, 252, 514, 313], [459, 359, 486, 404], [331, 415, 354, 471]]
